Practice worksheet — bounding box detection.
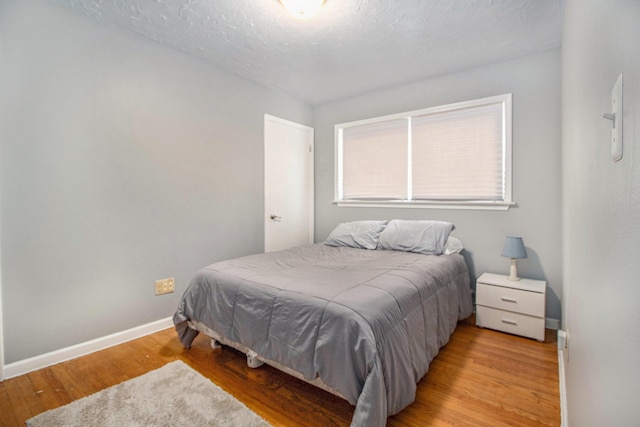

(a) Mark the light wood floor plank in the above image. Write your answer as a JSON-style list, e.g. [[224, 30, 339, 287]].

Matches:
[[0, 316, 560, 426]]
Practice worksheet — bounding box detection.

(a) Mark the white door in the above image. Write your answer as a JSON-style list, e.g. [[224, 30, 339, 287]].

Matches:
[[264, 115, 314, 252]]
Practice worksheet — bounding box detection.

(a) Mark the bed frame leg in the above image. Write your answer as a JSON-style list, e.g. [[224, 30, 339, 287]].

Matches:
[[210, 338, 222, 350], [246, 350, 264, 368]]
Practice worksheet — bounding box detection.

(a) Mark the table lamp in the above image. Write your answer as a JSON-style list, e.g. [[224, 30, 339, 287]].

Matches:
[[501, 236, 527, 281]]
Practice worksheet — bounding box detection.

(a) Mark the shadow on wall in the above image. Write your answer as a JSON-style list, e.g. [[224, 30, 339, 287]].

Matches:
[[526, 247, 561, 327], [461, 251, 477, 302]]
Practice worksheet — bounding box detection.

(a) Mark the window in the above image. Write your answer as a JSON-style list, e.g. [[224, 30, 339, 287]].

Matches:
[[334, 94, 513, 210]]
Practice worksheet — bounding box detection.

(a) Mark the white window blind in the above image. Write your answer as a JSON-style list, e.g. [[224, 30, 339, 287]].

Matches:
[[335, 94, 512, 210], [411, 102, 504, 200], [342, 119, 408, 199]]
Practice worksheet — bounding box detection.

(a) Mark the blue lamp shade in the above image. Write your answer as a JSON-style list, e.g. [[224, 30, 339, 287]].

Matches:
[[501, 236, 528, 259], [501, 236, 527, 280]]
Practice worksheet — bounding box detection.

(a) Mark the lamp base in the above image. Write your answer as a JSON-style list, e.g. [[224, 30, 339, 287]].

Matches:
[[508, 259, 520, 281]]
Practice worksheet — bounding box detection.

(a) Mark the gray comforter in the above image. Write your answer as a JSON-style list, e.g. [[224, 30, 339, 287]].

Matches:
[[174, 243, 473, 427]]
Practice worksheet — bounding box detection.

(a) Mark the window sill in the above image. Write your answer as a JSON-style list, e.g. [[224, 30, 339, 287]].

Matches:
[[333, 200, 515, 211]]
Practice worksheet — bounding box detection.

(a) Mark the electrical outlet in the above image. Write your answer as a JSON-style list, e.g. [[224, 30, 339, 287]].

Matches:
[[155, 277, 175, 295]]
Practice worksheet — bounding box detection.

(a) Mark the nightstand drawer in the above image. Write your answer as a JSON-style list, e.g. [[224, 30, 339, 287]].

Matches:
[[476, 282, 545, 317], [476, 306, 545, 341]]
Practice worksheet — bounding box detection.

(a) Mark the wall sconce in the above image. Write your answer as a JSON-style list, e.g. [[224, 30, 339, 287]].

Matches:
[[602, 73, 623, 162]]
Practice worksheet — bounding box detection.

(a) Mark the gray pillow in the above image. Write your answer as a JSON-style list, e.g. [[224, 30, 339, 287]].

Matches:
[[378, 220, 455, 255], [325, 220, 389, 250]]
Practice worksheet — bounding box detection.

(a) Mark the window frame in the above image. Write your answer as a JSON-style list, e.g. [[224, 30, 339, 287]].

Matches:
[[333, 94, 514, 210]]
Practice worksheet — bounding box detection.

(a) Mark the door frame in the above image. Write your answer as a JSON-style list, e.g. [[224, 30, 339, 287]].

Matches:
[[0, 35, 5, 381], [264, 114, 314, 252]]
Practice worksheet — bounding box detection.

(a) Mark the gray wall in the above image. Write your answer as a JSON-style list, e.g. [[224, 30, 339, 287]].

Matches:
[[313, 49, 562, 322], [562, 0, 640, 425], [0, 0, 312, 363]]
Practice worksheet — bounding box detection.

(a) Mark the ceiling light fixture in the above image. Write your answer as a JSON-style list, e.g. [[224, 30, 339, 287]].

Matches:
[[280, 0, 325, 20]]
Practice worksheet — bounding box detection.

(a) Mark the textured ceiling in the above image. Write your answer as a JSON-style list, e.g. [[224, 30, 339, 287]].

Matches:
[[53, 0, 564, 105]]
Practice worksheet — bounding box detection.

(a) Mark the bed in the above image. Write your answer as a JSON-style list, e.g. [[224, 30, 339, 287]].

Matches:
[[173, 220, 473, 427]]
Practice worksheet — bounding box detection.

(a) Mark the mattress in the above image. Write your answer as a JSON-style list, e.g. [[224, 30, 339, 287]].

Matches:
[[173, 243, 473, 426]]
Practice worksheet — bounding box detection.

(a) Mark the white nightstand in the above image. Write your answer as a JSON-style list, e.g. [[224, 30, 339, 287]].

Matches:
[[475, 272, 546, 341]]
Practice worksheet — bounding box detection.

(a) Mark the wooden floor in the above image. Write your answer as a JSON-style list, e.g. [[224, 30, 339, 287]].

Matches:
[[0, 316, 560, 426]]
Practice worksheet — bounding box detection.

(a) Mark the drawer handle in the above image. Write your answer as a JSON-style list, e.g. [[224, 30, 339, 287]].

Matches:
[[501, 297, 518, 303], [501, 318, 518, 326]]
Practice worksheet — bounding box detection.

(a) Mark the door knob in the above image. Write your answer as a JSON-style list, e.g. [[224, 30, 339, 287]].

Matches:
[[270, 214, 282, 222]]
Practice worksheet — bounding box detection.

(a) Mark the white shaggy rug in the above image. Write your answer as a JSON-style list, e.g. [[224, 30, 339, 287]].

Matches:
[[27, 360, 271, 427]]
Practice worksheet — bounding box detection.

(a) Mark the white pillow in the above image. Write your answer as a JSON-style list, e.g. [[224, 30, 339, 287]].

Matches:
[[378, 220, 455, 255], [325, 220, 389, 250], [443, 236, 464, 254]]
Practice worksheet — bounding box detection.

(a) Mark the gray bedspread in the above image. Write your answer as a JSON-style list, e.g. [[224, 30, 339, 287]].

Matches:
[[173, 243, 472, 427]]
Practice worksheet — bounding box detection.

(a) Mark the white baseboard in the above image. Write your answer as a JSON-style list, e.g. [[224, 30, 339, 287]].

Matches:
[[3, 317, 174, 380], [558, 346, 568, 426]]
